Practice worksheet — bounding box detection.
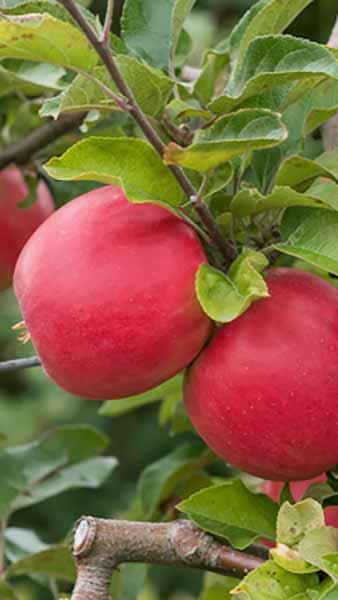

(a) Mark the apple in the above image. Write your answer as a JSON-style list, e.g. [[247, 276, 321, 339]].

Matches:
[[262, 476, 338, 527], [185, 268, 338, 481], [14, 185, 211, 400], [0, 165, 54, 291]]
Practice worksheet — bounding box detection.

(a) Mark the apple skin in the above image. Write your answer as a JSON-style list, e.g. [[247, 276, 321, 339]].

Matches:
[[184, 268, 338, 481], [14, 185, 211, 400], [262, 476, 338, 527], [0, 165, 54, 290]]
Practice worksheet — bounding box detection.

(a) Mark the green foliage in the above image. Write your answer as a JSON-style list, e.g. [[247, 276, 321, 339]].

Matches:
[[200, 573, 239, 600], [178, 480, 278, 549]]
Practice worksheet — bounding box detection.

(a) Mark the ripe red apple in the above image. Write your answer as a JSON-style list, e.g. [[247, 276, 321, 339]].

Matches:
[[0, 165, 54, 290], [262, 476, 338, 527], [185, 268, 338, 481], [14, 185, 211, 400]]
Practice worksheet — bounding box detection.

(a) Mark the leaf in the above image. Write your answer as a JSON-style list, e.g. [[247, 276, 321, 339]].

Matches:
[[121, 0, 195, 69], [275, 156, 338, 191], [45, 137, 185, 208], [0, 425, 116, 518], [277, 500, 325, 547], [177, 479, 278, 549], [0, 13, 98, 72], [52, 58, 173, 118], [316, 149, 338, 178], [200, 573, 239, 600], [136, 442, 212, 519], [0, 581, 17, 600], [110, 564, 149, 600], [229, 0, 313, 69], [5, 528, 48, 563], [0, 61, 65, 97], [99, 374, 183, 417], [164, 109, 287, 172], [231, 560, 319, 600], [274, 207, 338, 276], [299, 527, 338, 578], [230, 186, 335, 218], [7, 545, 76, 582], [196, 249, 269, 323], [210, 36, 338, 115]]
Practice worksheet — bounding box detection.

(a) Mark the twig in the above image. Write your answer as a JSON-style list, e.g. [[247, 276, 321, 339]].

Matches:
[[101, 0, 114, 45], [0, 112, 85, 169], [322, 18, 338, 151], [56, 0, 231, 261], [71, 518, 264, 600], [0, 356, 41, 373]]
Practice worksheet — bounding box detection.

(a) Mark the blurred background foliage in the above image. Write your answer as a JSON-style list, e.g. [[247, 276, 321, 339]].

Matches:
[[0, 0, 337, 598]]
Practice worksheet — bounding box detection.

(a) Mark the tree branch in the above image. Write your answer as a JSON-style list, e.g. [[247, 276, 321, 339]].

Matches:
[[56, 0, 232, 261], [322, 18, 338, 151], [0, 356, 41, 373], [0, 112, 86, 170], [71, 518, 264, 600]]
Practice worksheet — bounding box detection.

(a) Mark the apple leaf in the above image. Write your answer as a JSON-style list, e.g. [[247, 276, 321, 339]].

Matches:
[[100, 374, 183, 417], [177, 480, 278, 549], [274, 207, 338, 276], [48, 58, 173, 118], [44, 137, 185, 208], [121, 0, 195, 69], [316, 149, 338, 178], [0, 60, 66, 98], [5, 527, 48, 564], [200, 573, 239, 600], [7, 545, 76, 582], [229, 0, 313, 69], [299, 527, 338, 578], [275, 156, 338, 190], [164, 109, 287, 172], [0, 13, 98, 72], [196, 249, 269, 323], [0, 425, 116, 518], [231, 561, 319, 599], [231, 185, 337, 218], [210, 36, 338, 115], [0, 581, 17, 600]]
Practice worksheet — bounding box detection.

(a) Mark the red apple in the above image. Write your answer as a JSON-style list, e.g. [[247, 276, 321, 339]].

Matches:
[[14, 185, 211, 400], [0, 165, 54, 290], [185, 268, 338, 481], [262, 476, 338, 527]]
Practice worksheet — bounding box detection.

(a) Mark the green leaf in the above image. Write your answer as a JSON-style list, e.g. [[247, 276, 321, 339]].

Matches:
[[275, 156, 338, 191], [200, 573, 239, 600], [231, 186, 336, 218], [177, 479, 278, 549], [100, 374, 183, 417], [7, 545, 76, 582], [210, 36, 338, 115], [52, 58, 173, 118], [164, 109, 287, 172], [0, 13, 98, 72], [194, 51, 230, 106], [45, 137, 185, 208], [121, 0, 195, 69], [316, 149, 338, 178], [137, 442, 212, 519], [231, 561, 319, 599], [0, 581, 17, 600], [5, 528, 48, 564], [299, 527, 338, 578], [0, 425, 116, 518], [229, 0, 313, 69], [274, 207, 338, 275], [110, 564, 149, 600], [196, 249, 269, 323], [0, 61, 65, 97]]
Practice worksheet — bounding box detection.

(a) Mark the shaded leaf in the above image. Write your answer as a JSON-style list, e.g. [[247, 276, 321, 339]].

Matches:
[[45, 137, 185, 207], [299, 527, 338, 578], [0, 581, 17, 600], [7, 545, 76, 582], [196, 249, 269, 323], [164, 109, 287, 172], [178, 480, 278, 549], [200, 573, 238, 600], [5, 528, 47, 564]]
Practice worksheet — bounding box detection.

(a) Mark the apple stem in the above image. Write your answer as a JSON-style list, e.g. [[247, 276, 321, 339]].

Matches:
[[70, 518, 265, 600], [56, 0, 235, 263], [0, 356, 41, 372]]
